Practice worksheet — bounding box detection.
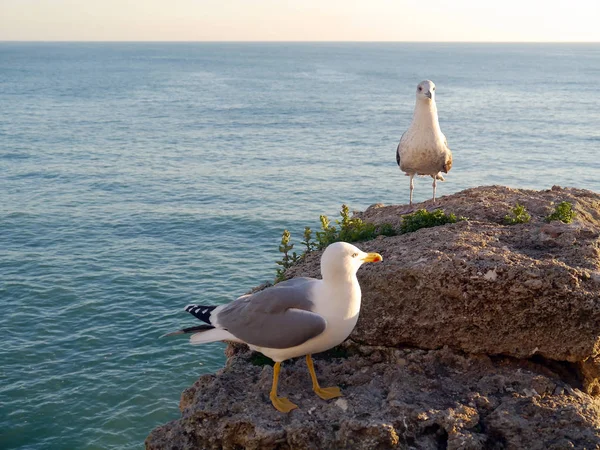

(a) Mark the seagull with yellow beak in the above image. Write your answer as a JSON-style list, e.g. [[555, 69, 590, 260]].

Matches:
[[163, 242, 383, 413]]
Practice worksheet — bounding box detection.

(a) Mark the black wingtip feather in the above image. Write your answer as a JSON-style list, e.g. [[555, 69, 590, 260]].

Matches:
[[185, 304, 217, 325]]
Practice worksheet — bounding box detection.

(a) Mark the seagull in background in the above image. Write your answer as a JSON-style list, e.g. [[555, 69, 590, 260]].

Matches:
[[396, 80, 453, 205]]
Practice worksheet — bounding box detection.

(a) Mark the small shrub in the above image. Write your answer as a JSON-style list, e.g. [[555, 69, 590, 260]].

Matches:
[[316, 214, 338, 249], [337, 204, 378, 244], [399, 209, 459, 234], [300, 226, 316, 253], [376, 222, 397, 237], [275, 229, 298, 283], [315, 204, 395, 249], [275, 205, 398, 279], [504, 203, 531, 225], [545, 202, 575, 224]]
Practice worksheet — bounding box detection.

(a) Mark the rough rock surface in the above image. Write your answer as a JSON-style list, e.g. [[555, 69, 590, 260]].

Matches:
[[147, 344, 600, 450], [147, 186, 600, 449], [290, 185, 600, 363]]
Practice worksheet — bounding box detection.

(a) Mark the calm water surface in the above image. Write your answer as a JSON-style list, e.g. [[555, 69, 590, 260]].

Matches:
[[1, 43, 599, 449]]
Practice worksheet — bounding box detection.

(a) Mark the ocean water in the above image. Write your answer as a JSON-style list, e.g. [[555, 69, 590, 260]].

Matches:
[[1, 42, 598, 449]]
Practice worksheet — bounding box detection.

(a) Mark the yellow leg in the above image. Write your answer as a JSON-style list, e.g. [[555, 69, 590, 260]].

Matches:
[[306, 354, 342, 400], [269, 362, 298, 413]]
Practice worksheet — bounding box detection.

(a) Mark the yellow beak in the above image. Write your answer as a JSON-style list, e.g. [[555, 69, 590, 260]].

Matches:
[[362, 252, 383, 263]]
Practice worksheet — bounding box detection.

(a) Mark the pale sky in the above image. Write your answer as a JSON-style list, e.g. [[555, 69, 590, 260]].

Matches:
[[1, 0, 599, 42]]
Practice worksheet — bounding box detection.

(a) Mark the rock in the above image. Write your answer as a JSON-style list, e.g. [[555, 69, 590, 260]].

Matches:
[[287, 186, 600, 363], [579, 356, 600, 397], [147, 186, 600, 449], [146, 346, 600, 450]]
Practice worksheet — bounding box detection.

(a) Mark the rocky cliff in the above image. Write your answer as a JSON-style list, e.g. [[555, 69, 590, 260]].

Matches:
[[147, 185, 600, 450]]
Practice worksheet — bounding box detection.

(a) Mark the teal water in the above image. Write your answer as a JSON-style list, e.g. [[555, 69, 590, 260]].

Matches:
[[1, 43, 599, 449]]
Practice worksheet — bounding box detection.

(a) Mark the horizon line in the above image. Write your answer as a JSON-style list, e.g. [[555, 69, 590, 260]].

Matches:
[[1, 40, 599, 44]]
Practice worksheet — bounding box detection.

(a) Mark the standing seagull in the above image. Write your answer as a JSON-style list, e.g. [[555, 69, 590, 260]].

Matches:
[[396, 80, 453, 204], [162, 242, 382, 413]]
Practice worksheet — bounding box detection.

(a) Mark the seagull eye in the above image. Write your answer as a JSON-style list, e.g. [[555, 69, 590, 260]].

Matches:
[[432, 87, 435, 91], [418, 86, 422, 91], [351, 253, 358, 258]]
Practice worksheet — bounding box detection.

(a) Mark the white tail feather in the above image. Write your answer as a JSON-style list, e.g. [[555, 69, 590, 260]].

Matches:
[[189, 328, 242, 345]]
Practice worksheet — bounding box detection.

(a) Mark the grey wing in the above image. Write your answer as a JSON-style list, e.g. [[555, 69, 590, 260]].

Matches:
[[274, 277, 315, 288], [216, 278, 326, 349]]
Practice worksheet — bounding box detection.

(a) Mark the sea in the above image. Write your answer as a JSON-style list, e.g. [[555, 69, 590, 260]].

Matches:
[[1, 42, 599, 450]]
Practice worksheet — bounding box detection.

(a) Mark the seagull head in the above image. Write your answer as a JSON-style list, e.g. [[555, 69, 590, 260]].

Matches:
[[416, 80, 436, 102], [320, 242, 382, 281]]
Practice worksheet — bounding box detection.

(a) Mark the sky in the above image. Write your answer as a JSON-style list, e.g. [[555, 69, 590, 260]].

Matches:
[[1, 0, 599, 42]]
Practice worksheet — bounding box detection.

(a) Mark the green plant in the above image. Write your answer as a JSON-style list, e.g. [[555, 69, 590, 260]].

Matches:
[[301, 226, 316, 253], [399, 209, 459, 234], [316, 214, 338, 249], [377, 223, 397, 237], [504, 203, 531, 225], [275, 229, 298, 283], [274, 205, 398, 280], [546, 201, 576, 224], [339, 203, 352, 229], [337, 204, 378, 243], [315, 204, 395, 249]]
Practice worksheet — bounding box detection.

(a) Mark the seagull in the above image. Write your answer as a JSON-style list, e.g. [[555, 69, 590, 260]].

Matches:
[[396, 80, 453, 205], [163, 242, 383, 413]]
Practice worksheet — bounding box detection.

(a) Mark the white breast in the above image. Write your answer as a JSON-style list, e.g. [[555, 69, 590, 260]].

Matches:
[[398, 100, 450, 176]]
